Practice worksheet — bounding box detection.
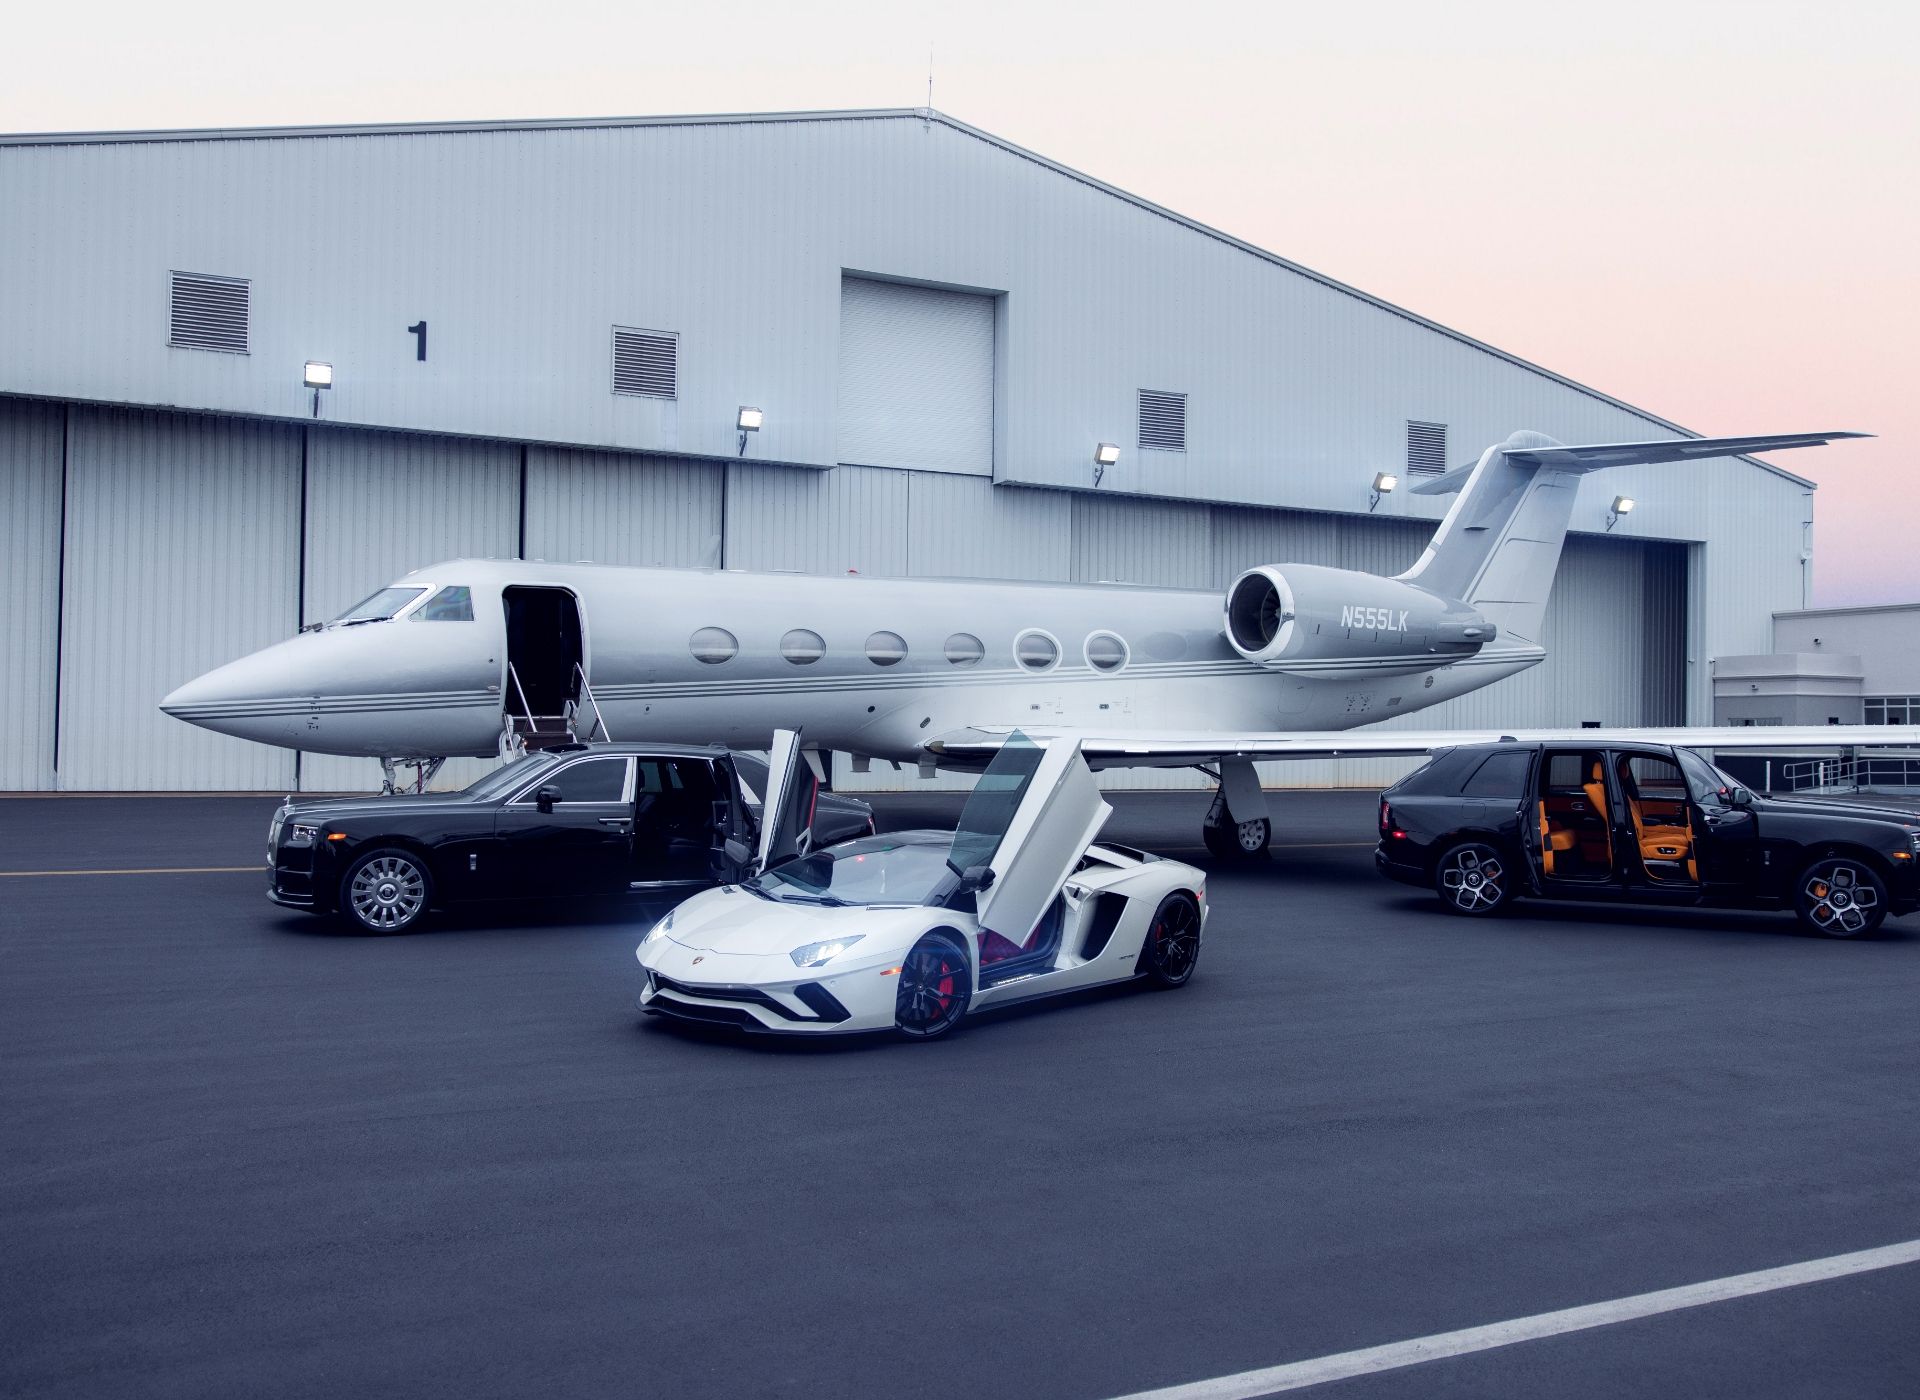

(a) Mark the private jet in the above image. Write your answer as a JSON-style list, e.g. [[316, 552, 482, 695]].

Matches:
[[163, 429, 1918, 855]]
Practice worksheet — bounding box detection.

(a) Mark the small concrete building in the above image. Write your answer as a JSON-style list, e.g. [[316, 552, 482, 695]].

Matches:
[[1712, 602, 1920, 791]]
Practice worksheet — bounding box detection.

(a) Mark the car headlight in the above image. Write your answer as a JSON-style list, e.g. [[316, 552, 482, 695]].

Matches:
[[286, 824, 320, 847], [790, 934, 864, 968], [640, 911, 675, 949]]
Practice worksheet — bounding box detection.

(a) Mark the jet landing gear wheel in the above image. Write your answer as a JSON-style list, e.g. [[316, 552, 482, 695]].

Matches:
[[1202, 795, 1271, 862], [894, 931, 971, 1040], [1139, 893, 1203, 987], [341, 848, 433, 934], [1794, 858, 1887, 939], [1435, 842, 1513, 916]]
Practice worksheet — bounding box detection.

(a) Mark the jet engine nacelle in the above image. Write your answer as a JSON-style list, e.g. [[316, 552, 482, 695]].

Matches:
[[1223, 563, 1496, 678]]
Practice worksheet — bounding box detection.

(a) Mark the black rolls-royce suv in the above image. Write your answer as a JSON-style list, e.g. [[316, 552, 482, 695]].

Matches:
[[1376, 740, 1920, 937], [268, 743, 874, 933]]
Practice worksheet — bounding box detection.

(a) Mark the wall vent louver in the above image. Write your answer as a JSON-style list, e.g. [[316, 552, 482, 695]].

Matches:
[[168, 271, 249, 354], [1406, 419, 1448, 475], [612, 327, 678, 398], [1138, 389, 1187, 452]]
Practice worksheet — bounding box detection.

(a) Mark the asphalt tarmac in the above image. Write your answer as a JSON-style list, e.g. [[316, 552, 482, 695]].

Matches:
[[4, 790, 1918, 1399]]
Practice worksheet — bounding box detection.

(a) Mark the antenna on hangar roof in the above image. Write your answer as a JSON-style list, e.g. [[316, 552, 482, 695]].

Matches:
[[925, 45, 934, 125]]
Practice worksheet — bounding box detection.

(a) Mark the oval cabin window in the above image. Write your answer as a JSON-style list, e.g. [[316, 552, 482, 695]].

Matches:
[[1085, 632, 1129, 672], [944, 633, 985, 667], [865, 631, 909, 667], [779, 629, 826, 665], [1014, 630, 1060, 672], [688, 627, 738, 665]]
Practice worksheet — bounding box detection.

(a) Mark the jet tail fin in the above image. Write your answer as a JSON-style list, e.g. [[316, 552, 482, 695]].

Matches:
[[1398, 429, 1866, 644]]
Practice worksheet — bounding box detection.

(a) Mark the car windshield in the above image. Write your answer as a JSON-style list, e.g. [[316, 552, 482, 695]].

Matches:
[[331, 586, 426, 625], [460, 752, 555, 801], [749, 834, 958, 907], [1675, 747, 1744, 804]]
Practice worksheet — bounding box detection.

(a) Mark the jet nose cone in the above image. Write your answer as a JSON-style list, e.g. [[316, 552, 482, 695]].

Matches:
[[159, 643, 310, 745]]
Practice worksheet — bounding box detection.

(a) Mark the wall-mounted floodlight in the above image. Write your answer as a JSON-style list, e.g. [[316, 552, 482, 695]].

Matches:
[[1369, 471, 1398, 511], [304, 361, 334, 418], [1093, 441, 1119, 487], [737, 406, 763, 457], [1606, 495, 1636, 531]]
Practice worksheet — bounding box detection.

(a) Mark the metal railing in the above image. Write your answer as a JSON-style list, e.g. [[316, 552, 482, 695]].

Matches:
[[1773, 755, 1920, 794], [571, 662, 614, 743]]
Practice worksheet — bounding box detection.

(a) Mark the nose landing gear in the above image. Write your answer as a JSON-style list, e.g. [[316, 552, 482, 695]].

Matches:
[[378, 756, 447, 795]]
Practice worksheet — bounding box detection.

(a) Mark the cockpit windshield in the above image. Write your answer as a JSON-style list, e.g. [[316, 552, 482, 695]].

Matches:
[[413, 585, 474, 622], [749, 833, 959, 907], [331, 586, 427, 625]]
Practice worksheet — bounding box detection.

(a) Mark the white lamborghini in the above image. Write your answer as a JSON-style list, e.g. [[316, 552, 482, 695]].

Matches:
[[636, 731, 1207, 1038]]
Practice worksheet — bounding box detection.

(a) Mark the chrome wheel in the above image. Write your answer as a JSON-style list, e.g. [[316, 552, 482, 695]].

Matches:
[[345, 852, 429, 932], [1797, 860, 1885, 938], [1436, 843, 1509, 915], [1142, 894, 1202, 986], [895, 933, 970, 1039]]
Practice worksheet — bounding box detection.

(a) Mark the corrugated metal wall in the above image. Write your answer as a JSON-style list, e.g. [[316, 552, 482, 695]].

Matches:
[[523, 447, 723, 569], [0, 399, 64, 789], [723, 463, 910, 576], [296, 428, 518, 791], [57, 408, 300, 791]]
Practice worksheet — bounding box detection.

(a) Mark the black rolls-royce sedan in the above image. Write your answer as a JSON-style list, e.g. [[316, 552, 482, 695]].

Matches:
[[1377, 740, 1920, 937], [268, 743, 873, 933]]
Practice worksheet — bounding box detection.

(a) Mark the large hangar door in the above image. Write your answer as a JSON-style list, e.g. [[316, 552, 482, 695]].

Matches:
[[0, 399, 64, 789], [58, 409, 299, 791], [300, 429, 518, 792], [837, 276, 995, 476]]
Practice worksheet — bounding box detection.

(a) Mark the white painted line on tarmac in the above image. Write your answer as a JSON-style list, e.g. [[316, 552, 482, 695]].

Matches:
[[0, 866, 261, 877], [1109, 1238, 1920, 1400]]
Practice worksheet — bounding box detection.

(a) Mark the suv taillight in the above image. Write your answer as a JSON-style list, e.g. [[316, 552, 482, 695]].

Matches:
[[1380, 798, 1407, 841]]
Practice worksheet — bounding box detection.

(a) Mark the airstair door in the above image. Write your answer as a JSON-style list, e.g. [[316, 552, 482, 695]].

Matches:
[[502, 586, 584, 750]]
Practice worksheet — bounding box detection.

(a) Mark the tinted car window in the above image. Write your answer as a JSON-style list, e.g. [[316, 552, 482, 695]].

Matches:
[[1621, 754, 1687, 797], [1462, 750, 1530, 798], [543, 757, 628, 803]]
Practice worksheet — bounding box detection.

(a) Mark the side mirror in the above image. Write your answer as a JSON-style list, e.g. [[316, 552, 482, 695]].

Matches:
[[535, 784, 562, 813], [959, 864, 997, 894], [1729, 787, 1754, 809], [724, 837, 752, 866]]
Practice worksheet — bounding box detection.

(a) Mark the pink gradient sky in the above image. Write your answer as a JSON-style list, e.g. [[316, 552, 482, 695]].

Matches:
[[7, 1, 1913, 605]]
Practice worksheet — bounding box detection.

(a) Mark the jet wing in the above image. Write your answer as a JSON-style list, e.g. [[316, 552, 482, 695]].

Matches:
[[925, 724, 1920, 771]]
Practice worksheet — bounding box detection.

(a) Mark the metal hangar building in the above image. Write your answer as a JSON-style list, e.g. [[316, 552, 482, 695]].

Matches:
[[0, 109, 1813, 792]]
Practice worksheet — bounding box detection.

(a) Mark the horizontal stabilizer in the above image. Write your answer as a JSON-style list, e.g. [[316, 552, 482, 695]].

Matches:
[[1411, 431, 1869, 495]]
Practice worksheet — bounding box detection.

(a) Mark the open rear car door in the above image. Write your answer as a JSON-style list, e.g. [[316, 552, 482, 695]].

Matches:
[[753, 728, 820, 875], [952, 732, 1112, 949]]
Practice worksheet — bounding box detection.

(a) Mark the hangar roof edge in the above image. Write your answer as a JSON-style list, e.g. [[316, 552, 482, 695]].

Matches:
[[0, 105, 1817, 490]]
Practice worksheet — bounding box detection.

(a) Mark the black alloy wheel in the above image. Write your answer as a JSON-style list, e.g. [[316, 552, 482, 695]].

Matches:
[[1140, 893, 1203, 987], [894, 931, 972, 1040], [1794, 857, 1888, 939], [1434, 841, 1513, 916], [341, 848, 433, 934]]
